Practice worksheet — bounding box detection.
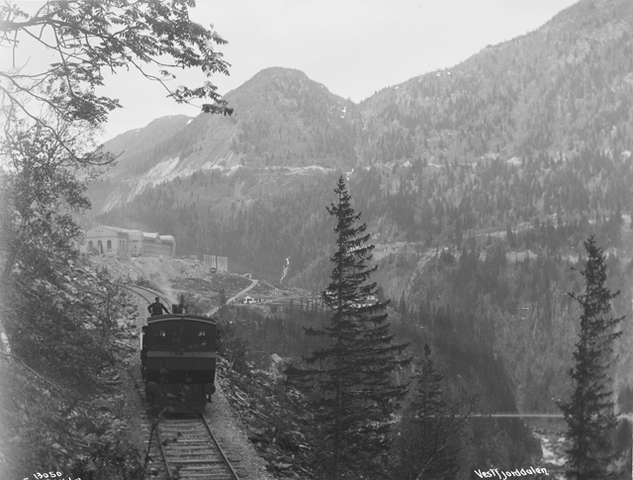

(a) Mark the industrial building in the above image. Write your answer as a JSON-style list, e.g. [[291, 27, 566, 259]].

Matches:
[[202, 254, 229, 272], [82, 225, 176, 258]]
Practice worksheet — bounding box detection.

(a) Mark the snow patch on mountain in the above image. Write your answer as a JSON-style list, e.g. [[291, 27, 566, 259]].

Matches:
[[130, 157, 181, 199], [284, 165, 333, 176], [102, 193, 123, 212]]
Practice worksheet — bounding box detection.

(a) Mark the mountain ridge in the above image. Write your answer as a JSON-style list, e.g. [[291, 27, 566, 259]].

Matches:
[[90, 65, 359, 211], [91, 0, 633, 213], [359, 0, 633, 163]]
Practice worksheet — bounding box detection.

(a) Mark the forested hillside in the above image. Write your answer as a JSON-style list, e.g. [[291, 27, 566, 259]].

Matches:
[[360, 0, 633, 163], [226, 68, 358, 168], [101, 149, 633, 283]]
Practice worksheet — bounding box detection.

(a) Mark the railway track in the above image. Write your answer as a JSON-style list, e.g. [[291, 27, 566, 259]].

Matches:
[[128, 284, 171, 305], [129, 368, 242, 480], [155, 414, 241, 480]]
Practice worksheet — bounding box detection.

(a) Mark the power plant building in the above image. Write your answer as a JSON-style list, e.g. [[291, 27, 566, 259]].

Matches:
[[83, 225, 175, 258], [202, 254, 229, 272]]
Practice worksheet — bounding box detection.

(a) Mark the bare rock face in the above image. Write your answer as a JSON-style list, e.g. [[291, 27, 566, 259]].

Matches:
[[90, 67, 358, 214]]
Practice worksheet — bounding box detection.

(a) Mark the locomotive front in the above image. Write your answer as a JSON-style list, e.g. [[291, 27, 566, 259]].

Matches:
[[140, 314, 217, 412]]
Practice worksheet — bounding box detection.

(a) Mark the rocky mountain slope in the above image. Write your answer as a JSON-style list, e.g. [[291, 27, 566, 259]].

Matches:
[[91, 67, 357, 212], [91, 0, 633, 214]]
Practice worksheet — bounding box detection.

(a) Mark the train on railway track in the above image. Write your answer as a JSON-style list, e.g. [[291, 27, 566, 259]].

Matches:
[[140, 312, 217, 413]]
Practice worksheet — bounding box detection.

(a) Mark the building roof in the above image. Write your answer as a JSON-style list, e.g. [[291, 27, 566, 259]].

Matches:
[[86, 225, 174, 243], [90, 225, 142, 236]]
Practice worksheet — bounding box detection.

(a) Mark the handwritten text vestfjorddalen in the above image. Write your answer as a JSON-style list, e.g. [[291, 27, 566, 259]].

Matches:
[[474, 466, 549, 479]]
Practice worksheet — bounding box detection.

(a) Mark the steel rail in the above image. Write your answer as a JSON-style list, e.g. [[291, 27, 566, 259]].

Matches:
[[155, 420, 174, 480], [129, 367, 241, 480], [199, 413, 241, 480]]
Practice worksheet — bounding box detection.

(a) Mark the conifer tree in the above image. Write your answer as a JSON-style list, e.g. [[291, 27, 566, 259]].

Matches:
[[294, 176, 409, 480], [393, 344, 463, 480], [560, 236, 624, 480]]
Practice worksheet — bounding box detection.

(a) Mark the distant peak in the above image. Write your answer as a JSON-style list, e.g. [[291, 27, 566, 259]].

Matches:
[[144, 114, 193, 127], [226, 66, 341, 102], [252, 66, 309, 79]]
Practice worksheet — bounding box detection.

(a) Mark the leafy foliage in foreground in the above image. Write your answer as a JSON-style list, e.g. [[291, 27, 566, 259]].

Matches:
[[0, 125, 142, 477], [1, 0, 230, 138], [0, 1, 235, 476], [1, 126, 108, 384], [0, 354, 142, 479]]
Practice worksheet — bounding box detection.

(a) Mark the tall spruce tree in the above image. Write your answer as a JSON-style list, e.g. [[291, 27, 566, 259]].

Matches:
[[560, 236, 624, 480], [393, 344, 463, 480], [295, 176, 409, 480]]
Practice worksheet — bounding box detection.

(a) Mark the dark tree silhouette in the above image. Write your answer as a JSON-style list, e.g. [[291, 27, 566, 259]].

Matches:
[[393, 344, 464, 480], [560, 236, 624, 480], [292, 175, 409, 479]]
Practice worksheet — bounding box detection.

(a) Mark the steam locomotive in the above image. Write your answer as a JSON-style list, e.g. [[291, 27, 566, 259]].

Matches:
[[140, 313, 217, 412]]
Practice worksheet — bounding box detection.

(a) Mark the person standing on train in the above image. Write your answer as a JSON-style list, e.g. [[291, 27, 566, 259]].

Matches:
[[148, 297, 169, 316]]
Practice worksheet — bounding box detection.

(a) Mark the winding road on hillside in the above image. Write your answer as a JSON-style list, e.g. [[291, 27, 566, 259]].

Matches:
[[207, 276, 259, 316]]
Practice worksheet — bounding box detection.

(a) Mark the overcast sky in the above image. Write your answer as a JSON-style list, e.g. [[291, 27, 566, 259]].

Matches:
[[13, 0, 578, 140]]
